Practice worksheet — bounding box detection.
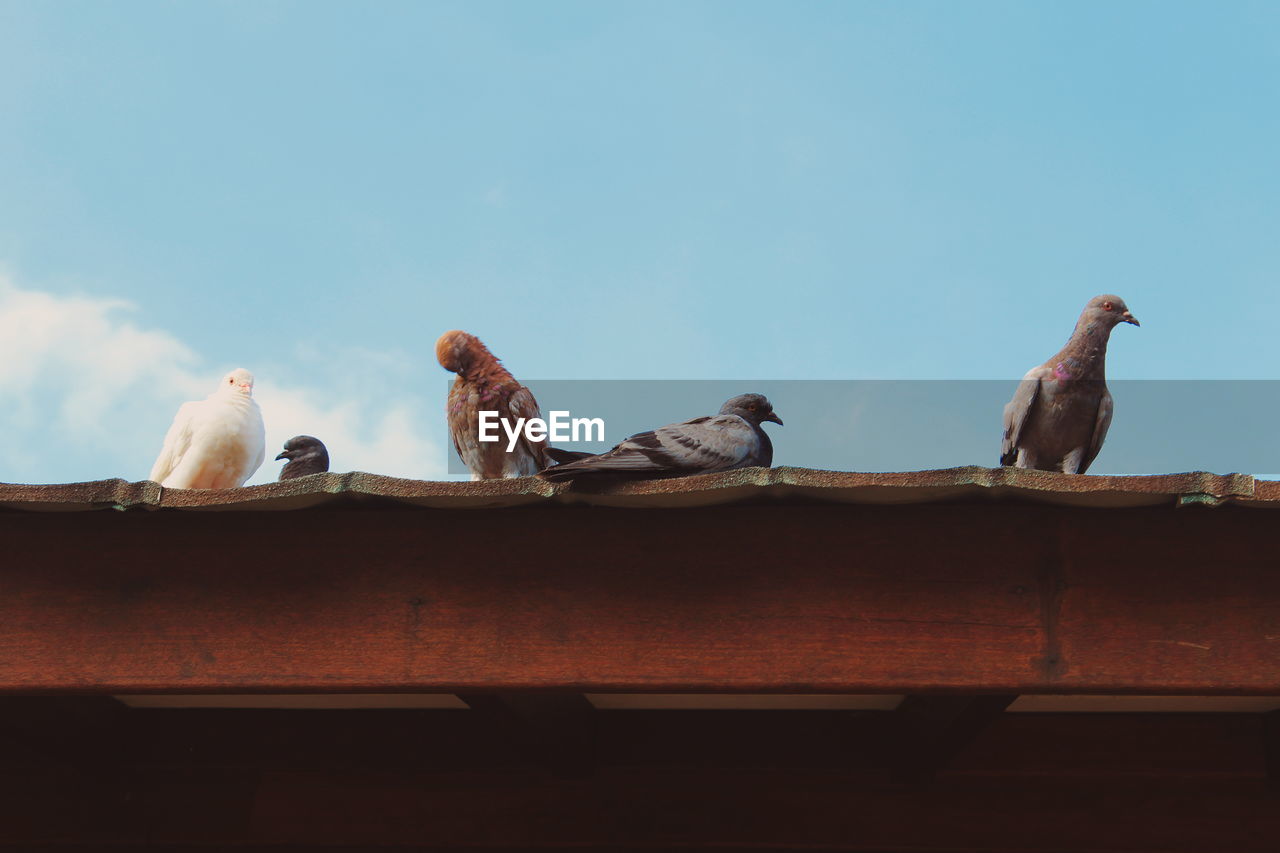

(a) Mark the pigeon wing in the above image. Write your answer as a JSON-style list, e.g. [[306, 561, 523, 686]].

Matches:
[[238, 400, 266, 484], [446, 381, 487, 479], [503, 383, 548, 476], [447, 379, 546, 479], [1079, 387, 1113, 475], [1000, 366, 1048, 466], [544, 447, 596, 464], [149, 401, 201, 484]]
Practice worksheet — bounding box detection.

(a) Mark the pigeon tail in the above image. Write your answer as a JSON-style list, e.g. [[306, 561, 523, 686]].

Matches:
[[544, 447, 597, 465]]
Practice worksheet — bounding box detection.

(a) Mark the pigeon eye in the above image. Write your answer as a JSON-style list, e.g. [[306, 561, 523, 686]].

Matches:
[[1102, 301, 1114, 311]]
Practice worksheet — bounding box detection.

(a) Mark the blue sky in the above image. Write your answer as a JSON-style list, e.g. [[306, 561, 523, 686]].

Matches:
[[1, 1, 1278, 483]]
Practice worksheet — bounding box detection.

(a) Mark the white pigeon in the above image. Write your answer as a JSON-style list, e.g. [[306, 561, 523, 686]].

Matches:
[[149, 368, 267, 489]]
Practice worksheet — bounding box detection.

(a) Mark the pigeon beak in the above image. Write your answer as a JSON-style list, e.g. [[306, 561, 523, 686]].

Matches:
[[1122, 311, 1140, 326], [275, 451, 289, 461], [764, 412, 783, 426]]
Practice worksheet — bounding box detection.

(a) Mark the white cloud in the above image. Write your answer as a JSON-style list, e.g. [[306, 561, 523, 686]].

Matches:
[[0, 275, 449, 484]]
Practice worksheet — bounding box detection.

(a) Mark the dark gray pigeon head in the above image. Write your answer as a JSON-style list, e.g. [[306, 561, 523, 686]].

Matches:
[[719, 393, 783, 426], [1082, 294, 1139, 328], [275, 435, 330, 480]]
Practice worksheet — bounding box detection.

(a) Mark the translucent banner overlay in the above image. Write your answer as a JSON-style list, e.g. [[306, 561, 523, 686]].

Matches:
[[446, 380, 1280, 477]]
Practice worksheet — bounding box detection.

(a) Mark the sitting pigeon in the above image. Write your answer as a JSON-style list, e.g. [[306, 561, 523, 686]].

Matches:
[[149, 368, 267, 489], [538, 394, 782, 482], [275, 435, 330, 480], [1001, 295, 1139, 474], [436, 330, 550, 479]]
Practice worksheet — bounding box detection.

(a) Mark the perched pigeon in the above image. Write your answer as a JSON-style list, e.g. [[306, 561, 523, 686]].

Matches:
[[538, 394, 782, 482], [1001, 295, 1139, 474], [149, 368, 267, 489], [276, 435, 329, 480], [436, 330, 549, 479]]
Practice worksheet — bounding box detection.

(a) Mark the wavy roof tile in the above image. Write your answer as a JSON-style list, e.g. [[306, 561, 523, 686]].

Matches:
[[1, 466, 1275, 512]]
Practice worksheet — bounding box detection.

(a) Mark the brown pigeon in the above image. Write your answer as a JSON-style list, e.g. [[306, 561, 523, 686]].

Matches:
[[539, 394, 782, 482], [1001, 295, 1139, 474], [276, 435, 329, 480], [436, 330, 549, 479]]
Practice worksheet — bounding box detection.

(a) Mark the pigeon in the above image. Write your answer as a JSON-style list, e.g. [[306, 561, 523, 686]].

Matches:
[[276, 435, 329, 480], [538, 393, 782, 482], [1001, 295, 1139, 474], [149, 368, 267, 489], [436, 330, 550, 479]]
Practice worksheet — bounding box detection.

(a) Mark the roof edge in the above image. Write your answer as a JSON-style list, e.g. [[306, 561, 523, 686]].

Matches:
[[0, 467, 1271, 512]]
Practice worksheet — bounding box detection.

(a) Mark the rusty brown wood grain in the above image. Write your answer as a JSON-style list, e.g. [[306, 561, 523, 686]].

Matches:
[[1, 503, 1277, 693]]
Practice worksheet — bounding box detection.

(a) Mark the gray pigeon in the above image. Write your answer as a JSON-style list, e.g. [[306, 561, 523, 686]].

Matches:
[[1001, 295, 1139, 474], [276, 435, 330, 480], [538, 394, 782, 482]]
